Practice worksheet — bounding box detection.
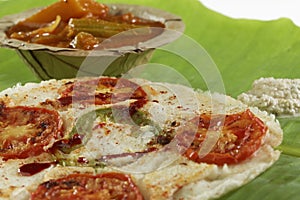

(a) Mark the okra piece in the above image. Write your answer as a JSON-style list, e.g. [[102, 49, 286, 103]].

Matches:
[[69, 18, 148, 38]]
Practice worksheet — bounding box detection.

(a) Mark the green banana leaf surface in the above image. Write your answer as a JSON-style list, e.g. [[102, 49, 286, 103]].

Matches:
[[1, 0, 300, 199]]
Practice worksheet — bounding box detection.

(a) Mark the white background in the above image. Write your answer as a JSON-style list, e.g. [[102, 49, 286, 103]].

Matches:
[[200, 0, 300, 26]]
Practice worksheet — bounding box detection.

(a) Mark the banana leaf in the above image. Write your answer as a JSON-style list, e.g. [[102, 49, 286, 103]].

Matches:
[[1, 0, 300, 199]]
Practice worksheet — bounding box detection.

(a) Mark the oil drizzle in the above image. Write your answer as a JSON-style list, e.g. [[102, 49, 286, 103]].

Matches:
[[18, 162, 56, 176]]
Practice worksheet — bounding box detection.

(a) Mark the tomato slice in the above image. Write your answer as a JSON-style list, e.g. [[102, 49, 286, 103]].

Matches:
[[57, 77, 148, 107], [180, 109, 267, 165], [0, 106, 63, 160], [31, 172, 144, 200]]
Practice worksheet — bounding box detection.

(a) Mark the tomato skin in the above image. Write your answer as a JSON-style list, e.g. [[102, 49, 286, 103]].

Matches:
[[182, 109, 267, 165], [0, 106, 63, 160], [31, 172, 144, 200], [57, 77, 148, 107]]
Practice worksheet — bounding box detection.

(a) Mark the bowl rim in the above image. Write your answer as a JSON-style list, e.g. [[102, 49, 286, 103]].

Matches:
[[0, 3, 185, 56]]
